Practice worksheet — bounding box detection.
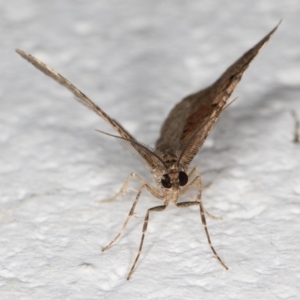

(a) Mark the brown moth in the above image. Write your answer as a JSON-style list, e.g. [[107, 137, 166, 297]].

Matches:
[[16, 23, 279, 280]]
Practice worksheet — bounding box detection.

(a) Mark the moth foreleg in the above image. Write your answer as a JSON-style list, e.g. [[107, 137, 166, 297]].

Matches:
[[102, 174, 163, 252], [177, 176, 228, 270], [127, 204, 166, 280], [183, 170, 221, 220]]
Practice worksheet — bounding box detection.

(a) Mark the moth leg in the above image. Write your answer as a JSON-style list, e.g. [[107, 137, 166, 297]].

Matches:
[[177, 200, 228, 270], [98, 173, 137, 203], [203, 209, 222, 220], [178, 177, 228, 270], [187, 166, 198, 178], [186, 196, 221, 220], [188, 167, 211, 190], [132, 173, 165, 200], [99, 172, 160, 203], [203, 182, 212, 190], [102, 175, 164, 252], [183, 170, 221, 220], [102, 185, 146, 251], [127, 204, 166, 280]]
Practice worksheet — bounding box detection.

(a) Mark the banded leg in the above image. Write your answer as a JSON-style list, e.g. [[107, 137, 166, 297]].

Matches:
[[102, 185, 146, 251], [127, 205, 166, 280], [184, 197, 221, 220], [177, 200, 228, 270], [179, 174, 204, 214]]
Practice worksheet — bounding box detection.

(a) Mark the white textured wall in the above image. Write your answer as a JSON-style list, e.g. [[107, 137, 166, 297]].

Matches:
[[1, 1, 300, 299]]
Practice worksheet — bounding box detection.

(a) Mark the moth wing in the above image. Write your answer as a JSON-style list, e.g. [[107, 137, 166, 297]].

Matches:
[[155, 23, 280, 168], [16, 49, 134, 140], [16, 49, 166, 169]]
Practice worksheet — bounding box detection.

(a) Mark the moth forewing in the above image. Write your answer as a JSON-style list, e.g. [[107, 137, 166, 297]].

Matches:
[[16, 22, 279, 280], [157, 22, 281, 168], [15, 49, 154, 168]]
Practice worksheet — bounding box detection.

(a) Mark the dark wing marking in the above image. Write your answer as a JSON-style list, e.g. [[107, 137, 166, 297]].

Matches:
[[155, 22, 280, 168]]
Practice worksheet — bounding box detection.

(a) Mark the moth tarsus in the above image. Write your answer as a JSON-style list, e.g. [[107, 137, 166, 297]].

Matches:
[[16, 22, 280, 280]]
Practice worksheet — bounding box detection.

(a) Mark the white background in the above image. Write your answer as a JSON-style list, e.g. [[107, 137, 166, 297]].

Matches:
[[1, 1, 300, 299]]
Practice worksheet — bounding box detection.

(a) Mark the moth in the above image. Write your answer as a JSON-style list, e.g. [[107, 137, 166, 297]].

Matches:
[[16, 23, 279, 280]]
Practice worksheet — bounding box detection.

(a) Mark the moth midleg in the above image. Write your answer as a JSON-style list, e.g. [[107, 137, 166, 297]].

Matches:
[[178, 176, 228, 270], [99, 173, 137, 203], [127, 204, 166, 280], [102, 185, 146, 251], [102, 173, 165, 252]]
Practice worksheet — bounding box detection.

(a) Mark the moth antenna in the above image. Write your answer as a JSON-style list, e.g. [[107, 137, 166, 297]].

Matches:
[[225, 97, 238, 109], [95, 129, 167, 168]]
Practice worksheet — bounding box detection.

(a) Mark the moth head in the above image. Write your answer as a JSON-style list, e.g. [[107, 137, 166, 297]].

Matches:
[[153, 151, 189, 190], [160, 170, 188, 189]]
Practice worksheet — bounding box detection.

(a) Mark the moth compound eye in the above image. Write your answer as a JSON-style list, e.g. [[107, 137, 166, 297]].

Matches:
[[161, 174, 172, 189], [178, 171, 188, 186]]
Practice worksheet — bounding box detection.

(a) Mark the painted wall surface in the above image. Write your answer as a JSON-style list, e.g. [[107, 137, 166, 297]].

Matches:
[[1, 1, 299, 299]]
